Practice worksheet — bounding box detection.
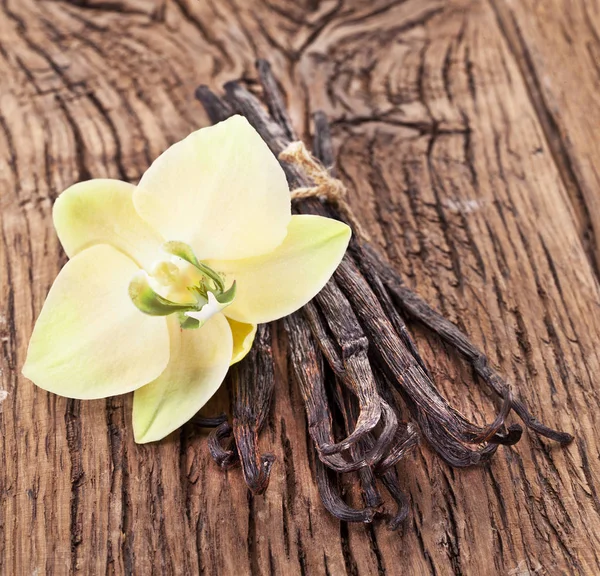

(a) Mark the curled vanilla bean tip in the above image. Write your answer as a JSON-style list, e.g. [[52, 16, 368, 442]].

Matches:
[[466, 393, 519, 446], [380, 472, 411, 531], [302, 300, 395, 464], [338, 387, 409, 526], [191, 412, 228, 428], [332, 382, 384, 511], [208, 421, 239, 470], [237, 442, 276, 495], [310, 421, 369, 473], [511, 398, 574, 445], [363, 400, 398, 467], [315, 453, 376, 524]]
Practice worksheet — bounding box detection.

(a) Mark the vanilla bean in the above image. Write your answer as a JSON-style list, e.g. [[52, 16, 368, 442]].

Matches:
[[222, 79, 512, 465], [195, 85, 232, 124], [301, 300, 385, 458], [350, 244, 434, 383], [191, 413, 228, 428], [193, 62, 573, 528], [314, 452, 376, 523], [360, 242, 573, 445], [231, 324, 276, 495], [308, 283, 398, 463], [207, 421, 238, 469], [374, 425, 420, 473], [283, 313, 370, 472], [337, 376, 415, 530], [256, 60, 295, 142], [331, 379, 383, 511]]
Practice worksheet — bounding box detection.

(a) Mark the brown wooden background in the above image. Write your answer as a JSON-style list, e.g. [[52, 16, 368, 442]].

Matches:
[[2, 0, 600, 574]]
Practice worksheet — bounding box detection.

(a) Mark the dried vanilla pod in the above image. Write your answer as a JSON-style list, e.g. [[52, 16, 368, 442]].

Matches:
[[226, 71, 528, 461], [253, 61, 570, 448], [231, 324, 276, 495], [314, 452, 377, 524], [331, 378, 384, 512], [191, 413, 228, 428], [207, 420, 238, 470], [283, 313, 371, 473], [193, 60, 573, 528], [358, 241, 573, 445]]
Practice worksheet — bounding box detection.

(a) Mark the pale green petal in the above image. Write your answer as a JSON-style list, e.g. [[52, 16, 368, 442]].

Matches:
[[227, 318, 257, 365], [22, 245, 170, 399], [133, 314, 233, 443], [133, 116, 291, 261], [206, 215, 351, 324], [53, 179, 164, 270]]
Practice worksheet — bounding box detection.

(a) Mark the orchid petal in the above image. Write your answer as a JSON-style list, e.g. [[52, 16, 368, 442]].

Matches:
[[22, 244, 170, 399], [133, 115, 291, 261], [227, 318, 257, 365], [132, 314, 233, 443], [207, 215, 351, 324], [53, 179, 163, 270]]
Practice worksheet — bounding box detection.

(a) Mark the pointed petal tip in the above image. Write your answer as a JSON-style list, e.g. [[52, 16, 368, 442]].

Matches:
[[132, 314, 233, 443], [133, 115, 290, 261], [212, 215, 352, 324]]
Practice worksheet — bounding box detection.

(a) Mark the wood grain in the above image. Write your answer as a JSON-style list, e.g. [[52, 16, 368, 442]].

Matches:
[[490, 0, 600, 274], [1, 0, 599, 574]]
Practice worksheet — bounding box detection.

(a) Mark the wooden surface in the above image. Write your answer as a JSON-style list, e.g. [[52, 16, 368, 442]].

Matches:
[[2, 0, 600, 574]]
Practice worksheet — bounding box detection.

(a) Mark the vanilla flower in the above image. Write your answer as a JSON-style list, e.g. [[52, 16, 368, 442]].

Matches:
[[23, 116, 351, 443]]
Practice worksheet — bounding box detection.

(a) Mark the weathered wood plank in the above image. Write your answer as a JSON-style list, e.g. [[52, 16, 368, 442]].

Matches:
[[490, 0, 600, 275], [1, 0, 599, 574]]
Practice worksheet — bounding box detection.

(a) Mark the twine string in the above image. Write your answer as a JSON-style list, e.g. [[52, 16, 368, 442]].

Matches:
[[279, 141, 370, 241]]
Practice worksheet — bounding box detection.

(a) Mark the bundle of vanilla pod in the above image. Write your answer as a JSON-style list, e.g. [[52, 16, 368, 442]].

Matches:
[[192, 60, 572, 528]]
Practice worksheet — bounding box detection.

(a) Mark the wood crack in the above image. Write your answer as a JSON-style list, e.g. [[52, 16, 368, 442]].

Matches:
[[489, 0, 600, 280]]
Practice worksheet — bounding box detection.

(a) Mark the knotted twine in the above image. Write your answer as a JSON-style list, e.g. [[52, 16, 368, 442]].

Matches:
[[279, 141, 370, 242]]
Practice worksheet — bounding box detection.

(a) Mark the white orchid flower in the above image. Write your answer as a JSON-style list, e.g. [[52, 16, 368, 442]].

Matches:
[[22, 115, 351, 443]]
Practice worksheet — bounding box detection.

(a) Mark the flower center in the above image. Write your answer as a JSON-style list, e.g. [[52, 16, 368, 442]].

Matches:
[[128, 241, 236, 329], [149, 258, 204, 305]]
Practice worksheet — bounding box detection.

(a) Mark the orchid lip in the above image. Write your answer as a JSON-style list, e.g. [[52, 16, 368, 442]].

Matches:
[[128, 242, 236, 327]]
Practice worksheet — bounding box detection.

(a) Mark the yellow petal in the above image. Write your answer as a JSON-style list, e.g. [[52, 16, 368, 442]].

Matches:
[[207, 215, 351, 324], [133, 116, 291, 261], [22, 245, 170, 399], [132, 314, 233, 443], [227, 318, 257, 365], [53, 179, 164, 270]]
